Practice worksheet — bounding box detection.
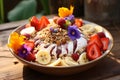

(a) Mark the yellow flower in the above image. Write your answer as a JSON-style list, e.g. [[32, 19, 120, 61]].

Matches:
[[8, 32, 26, 53], [58, 6, 74, 17]]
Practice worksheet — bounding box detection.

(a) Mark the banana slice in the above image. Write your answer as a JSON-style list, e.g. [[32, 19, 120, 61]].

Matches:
[[77, 52, 89, 64], [81, 24, 103, 36], [20, 27, 36, 35], [94, 25, 103, 32], [35, 50, 51, 64], [48, 58, 61, 66], [60, 60, 69, 67], [48, 58, 68, 67], [64, 56, 78, 66]]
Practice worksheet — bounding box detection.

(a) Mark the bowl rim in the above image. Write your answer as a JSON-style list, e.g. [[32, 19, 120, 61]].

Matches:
[[8, 20, 114, 69]]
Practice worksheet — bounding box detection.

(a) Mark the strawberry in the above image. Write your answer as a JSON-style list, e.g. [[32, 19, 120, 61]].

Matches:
[[75, 19, 83, 27], [25, 40, 35, 51], [26, 53, 36, 61], [37, 16, 50, 31], [72, 53, 79, 61], [87, 43, 102, 60], [97, 32, 106, 38], [30, 16, 39, 29], [88, 34, 103, 49], [101, 37, 109, 51], [57, 18, 66, 29]]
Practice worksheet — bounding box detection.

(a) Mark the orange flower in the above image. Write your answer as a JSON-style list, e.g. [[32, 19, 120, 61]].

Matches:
[[58, 6, 74, 17], [8, 32, 26, 53]]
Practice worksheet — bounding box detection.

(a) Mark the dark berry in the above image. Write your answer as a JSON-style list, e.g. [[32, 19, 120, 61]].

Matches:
[[72, 53, 79, 61]]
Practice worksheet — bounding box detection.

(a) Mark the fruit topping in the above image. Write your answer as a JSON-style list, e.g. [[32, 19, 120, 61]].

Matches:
[[30, 16, 49, 31], [88, 34, 103, 49], [30, 16, 39, 29], [72, 53, 79, 61], [77, 52, 89, 64], [24, 40, 35, 51], [35, 50, 51, 64], [20, 27, 36, 36], [57, 18, 66, 29], [87, 43, 102, 60], [101, 37, 109, 51], [75, 19, 83, 27], [97, 32, 106, 38], [26, 53, 36, 61]]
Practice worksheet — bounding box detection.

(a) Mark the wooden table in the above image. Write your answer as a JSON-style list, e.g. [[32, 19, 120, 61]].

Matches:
[[0, 16, 120, 80]]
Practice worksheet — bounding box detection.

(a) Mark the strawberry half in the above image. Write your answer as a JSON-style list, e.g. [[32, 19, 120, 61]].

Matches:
[[101, 37, 109, 51], [88, 34, 103, 49], [87, 43, 102, 60], [25, 40, 35, 51], [37, 16, 50, 31], [97, 32, 106, 38], [30, 16, 39, 29], [75, 19, 83, 27], [26, 53, 36, 61]]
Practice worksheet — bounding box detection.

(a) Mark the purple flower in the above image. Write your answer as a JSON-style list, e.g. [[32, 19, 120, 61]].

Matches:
[[68, 25, 81, 40], [50, 27, 58, 33], [18, 44, 31, 59], [50, 27, 54, 32], [65, 15, 74, 21]]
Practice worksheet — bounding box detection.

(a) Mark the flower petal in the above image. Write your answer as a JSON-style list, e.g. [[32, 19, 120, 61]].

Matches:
[[68, 25, 81, 40], [8, 32, 26, 53], [58, 6, 74, 18]]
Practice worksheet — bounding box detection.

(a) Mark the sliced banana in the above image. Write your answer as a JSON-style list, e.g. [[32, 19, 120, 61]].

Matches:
[[60, 60, 69, 67], [48, 58, 68, 67], [77, 52, 89, 64], [20, 27, 36, 35], [94, 25, 103, 32], [35, 50, 51, 64], [64, 56, 78, 66], [47, 58, 61, 66], [80, 24, 103, 36]]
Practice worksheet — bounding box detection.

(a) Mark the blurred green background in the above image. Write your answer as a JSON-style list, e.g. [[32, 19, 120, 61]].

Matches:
[[0, 0, 84, 24], [0, 0, 50, 24]]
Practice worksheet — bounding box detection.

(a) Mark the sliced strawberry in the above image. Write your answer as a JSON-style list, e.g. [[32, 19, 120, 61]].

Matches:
[[26, 53, 36, 61], [72, 53, 79, 61], [57, 18, 66, 29], [101, 37, 109, 51], [36, 16, 50, 31], [97, 32, 106, 38], [87, 43, 102, 60], [75, 19, 83, 27], [30, 16, 39, 29], [41, 16, 50, 24], [88, 34, 103, 49], [25, 40, 35, 51]]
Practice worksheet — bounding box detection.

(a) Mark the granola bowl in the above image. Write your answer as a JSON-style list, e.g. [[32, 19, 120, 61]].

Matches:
[[8, 18, 113, 75]]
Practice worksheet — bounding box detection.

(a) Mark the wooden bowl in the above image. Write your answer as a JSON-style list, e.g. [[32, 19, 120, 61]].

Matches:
[[8, 20, 113, 75]]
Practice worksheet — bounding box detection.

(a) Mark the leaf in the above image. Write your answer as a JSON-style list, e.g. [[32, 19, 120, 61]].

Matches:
[[7, 0, 37, 21], [39, 0, 50, 15]]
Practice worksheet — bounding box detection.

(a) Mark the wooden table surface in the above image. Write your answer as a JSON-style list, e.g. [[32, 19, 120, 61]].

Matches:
[[0, 16, 120, 80]]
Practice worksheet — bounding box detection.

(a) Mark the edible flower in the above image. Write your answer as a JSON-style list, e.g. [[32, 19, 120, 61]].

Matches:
[[8, 32, 26, 53], [65, 15, 75, 21], [18, 44, 31, 59], [58, 6, 74, 18], [68, 25, 81, 40]]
